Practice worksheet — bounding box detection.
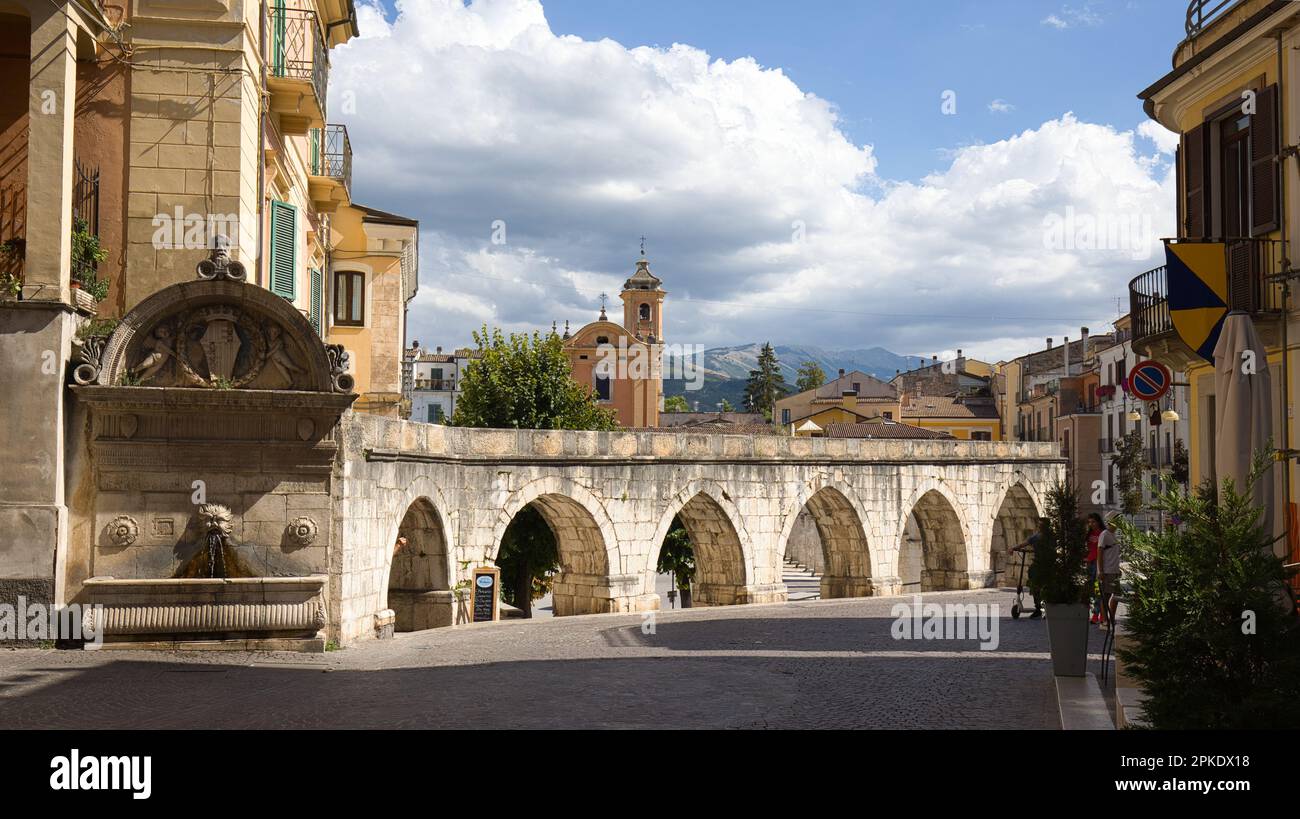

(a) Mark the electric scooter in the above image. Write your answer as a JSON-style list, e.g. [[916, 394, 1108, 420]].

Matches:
[[1009, 544, 1042, 619]]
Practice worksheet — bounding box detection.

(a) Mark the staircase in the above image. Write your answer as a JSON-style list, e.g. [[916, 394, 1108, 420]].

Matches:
[[782, 558, 822, 601]]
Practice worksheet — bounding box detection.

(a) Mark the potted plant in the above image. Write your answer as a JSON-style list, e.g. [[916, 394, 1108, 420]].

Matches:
[[1028, 482, 1091, 676], [71, 218, 109, 302]]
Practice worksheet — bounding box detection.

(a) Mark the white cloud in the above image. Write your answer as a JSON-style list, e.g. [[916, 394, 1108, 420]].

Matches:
[[988, 99, 1015, 114], [1138, 120, 1179, 154], [1041, 4, 1103, 29], [333, 0, 1173, 359]]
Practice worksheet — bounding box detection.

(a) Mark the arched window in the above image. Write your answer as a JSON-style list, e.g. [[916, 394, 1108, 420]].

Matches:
[[596, 335, 610, 345], [639, 303, 651, 321], [595, 374, 611, 401]]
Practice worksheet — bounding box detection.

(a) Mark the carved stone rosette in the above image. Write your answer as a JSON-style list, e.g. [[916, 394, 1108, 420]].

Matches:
[[286, 516, 318, 548], [106, 515, 139, 548]]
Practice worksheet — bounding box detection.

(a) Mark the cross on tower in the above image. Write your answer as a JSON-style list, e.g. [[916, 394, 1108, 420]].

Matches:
[[640, 236, 647, 256]]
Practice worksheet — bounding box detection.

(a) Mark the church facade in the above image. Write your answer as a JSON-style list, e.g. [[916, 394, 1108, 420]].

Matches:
[[563, 253, 666, 428]]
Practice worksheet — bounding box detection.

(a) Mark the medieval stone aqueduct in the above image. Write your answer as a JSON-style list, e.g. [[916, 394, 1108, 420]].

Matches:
[[337, 414, 1060, 645]]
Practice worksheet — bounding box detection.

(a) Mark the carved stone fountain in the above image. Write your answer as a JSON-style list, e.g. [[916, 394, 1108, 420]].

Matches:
[[68, 242, 354, 651]]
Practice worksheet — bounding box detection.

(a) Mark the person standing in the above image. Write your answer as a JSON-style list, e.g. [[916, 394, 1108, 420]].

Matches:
[[1098, 512, 1122, 629], [1085, 513, 1104, 624]]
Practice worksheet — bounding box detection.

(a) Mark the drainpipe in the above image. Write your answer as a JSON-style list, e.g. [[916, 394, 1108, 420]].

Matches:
[[256, 3, 268, 287], [1278, 29, 1293, 542]]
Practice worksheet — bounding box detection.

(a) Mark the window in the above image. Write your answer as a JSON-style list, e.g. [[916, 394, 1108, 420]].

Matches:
[[427, 405, 445, 423], [430, 368, 443, 380], [972, 431, 991, 441], [781, 408, 790, 425], [334, 270, 365, 326], [1179, 84, 1279, 238], [883, 411, 893, 420], [639, 303, 650, 321], [594, 374, 611, 401], [268, 200, 297, 300]]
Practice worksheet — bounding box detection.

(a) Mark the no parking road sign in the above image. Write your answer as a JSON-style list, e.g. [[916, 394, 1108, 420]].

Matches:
[[1128, 359, 1172, 402]]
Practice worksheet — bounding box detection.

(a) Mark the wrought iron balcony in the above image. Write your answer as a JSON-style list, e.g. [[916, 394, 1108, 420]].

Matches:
[[308, 124, 351, 212], [267, 5, 329, 134], [1186, 0, 1240, 36], [1129, 237, 1286, 355]]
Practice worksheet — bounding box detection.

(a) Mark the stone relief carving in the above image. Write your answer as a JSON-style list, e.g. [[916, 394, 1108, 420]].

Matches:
[[76, 242, 354, 394], [326, 344, 355, 393], [195, 236, 247, 283], [72, 335, 107, 386], [106, 516, 139, 548], [286, 517, 318, 548]]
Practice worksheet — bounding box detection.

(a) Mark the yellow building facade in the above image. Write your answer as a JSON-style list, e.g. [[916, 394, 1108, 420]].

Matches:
[[1134, 0, 1297, 554], [326, 204, 419, 416]]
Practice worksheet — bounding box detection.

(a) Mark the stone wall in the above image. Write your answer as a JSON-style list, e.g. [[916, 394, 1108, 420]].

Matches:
[[331, 414, 1062, 645]]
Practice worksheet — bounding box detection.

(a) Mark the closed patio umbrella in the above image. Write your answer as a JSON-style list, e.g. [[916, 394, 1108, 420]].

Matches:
[[1212, 311, 1275, 544]]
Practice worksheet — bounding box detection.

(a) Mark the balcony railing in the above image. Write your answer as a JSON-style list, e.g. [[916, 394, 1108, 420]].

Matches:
[[1186, 0, 1239, 36], [414, 378, 457, 391], [1130, 237, 1286, 352], [269, 5, 328, 120], [310, 124, 352, 193]]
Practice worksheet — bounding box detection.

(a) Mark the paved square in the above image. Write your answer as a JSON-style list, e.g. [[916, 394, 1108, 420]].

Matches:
[[0, 590, 1107, 729]]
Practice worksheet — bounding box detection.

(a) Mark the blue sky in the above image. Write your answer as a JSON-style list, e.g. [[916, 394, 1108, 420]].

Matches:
[[372, 0, 1182, 184], [342, 1, 1181, 360]]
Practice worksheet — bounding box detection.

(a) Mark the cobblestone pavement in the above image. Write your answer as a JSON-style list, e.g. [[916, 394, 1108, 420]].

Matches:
[[0, 589, 1108, 729]]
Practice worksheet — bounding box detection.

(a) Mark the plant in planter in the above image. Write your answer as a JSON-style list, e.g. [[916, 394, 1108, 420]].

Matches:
[[656, 516, 696, 607], [0, 237, 24, 300], [1028, 481, 1092, 676], [1117, 455, 1300, 729], [71, 218, 109, 302]]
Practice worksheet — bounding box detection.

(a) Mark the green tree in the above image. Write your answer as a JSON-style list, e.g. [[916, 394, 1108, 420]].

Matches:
[[744, 342, 788, 419], [656, 517, 696, 595], [795, 360, 826, 394], [495, 506, 559, 618], [663, 395, 690, 413], [1115, 431, 1145, 514], [1118, 460, 1300, 729], [452, 325, 617, 430], [719, 399, 734, 412]]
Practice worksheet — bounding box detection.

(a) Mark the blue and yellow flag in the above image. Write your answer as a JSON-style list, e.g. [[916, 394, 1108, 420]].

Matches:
[[1165, 241, 1228, 362]]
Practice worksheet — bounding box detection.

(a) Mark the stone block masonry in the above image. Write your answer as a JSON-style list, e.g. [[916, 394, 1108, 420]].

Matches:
[[331, 414, 1062, 646]]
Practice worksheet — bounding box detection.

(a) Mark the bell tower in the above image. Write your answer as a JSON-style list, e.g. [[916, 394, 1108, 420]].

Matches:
[[620, 240, 665, 343]]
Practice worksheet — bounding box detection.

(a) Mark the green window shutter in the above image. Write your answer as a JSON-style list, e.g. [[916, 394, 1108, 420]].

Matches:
[[269, 200, 297, 300], [310, 267, 323, 334], [310, 128, 320, 175], [272, 0, 287, 76]]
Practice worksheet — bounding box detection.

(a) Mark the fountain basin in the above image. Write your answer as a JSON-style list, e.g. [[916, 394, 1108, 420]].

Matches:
[[81, 575, 328, 652]]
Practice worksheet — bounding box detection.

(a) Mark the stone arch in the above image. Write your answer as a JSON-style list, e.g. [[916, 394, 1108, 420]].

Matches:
[[652, 480, 753, 606], [988, 479, 1045, 588], [777, 482, 875, 598], [899, 480, 972, 592], [385, 497, 452, 632], [491, 477, 618, 616]]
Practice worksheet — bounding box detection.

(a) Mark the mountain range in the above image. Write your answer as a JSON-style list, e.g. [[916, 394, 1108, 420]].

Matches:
[[662, 343, 920, 411]]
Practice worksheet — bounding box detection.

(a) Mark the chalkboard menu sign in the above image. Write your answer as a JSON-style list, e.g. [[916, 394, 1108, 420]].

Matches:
[[471, 567, 500, 623]]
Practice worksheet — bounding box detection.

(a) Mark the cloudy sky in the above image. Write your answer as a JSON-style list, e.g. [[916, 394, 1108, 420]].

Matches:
[[332, 0, 1183, 362]]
